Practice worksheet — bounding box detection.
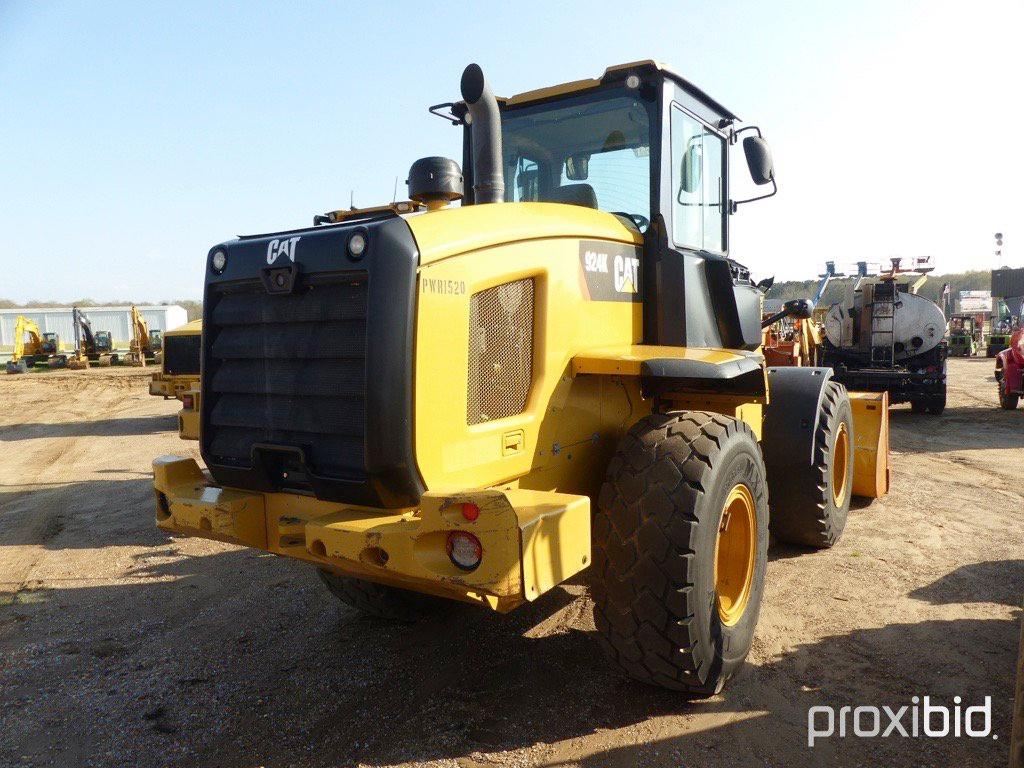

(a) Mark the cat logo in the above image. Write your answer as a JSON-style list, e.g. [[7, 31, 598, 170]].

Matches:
[[613, 254, 639, 294], [578, 241, 642, 302], [266, 236, 301, 265]]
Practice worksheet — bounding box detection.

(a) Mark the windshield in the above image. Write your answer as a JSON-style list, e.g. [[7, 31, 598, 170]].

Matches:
[[500, 88, 653, 226]]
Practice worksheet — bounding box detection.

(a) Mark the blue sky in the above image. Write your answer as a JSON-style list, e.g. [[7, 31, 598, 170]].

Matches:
[[1, 0, 1021, 302]]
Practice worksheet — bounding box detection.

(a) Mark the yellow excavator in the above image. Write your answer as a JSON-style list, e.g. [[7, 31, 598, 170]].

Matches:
[[6, 316, 46, 373], [126, 305, 159, 367], [154, 62, 891, 696]]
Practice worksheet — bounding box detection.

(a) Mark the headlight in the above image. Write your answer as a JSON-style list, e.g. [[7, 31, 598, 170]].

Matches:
[[211, 250, 227, 273], [347, 231, 367, 260]]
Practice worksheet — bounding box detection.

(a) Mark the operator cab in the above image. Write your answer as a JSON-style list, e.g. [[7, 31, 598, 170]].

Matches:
[[438, 61, 777, 351], [41, 332, 59, 354]]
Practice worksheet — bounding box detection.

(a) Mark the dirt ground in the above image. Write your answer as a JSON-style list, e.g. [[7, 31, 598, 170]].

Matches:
[[0, 358, 1021, 768]]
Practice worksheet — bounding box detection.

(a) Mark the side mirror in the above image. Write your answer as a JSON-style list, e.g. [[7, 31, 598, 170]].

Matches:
[[732, 127, 778, 211], [565, 153, 590, 181], [783, 298, 813, 320], [743, 136, 774, 185], [756, 276, 775, 293], [680, 143, 702, 194], [762, 297, 814, 329]]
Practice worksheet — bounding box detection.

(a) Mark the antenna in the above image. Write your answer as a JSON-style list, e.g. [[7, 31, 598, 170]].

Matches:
[[392, 176, 399, 204], [350, 190, 355, 211]]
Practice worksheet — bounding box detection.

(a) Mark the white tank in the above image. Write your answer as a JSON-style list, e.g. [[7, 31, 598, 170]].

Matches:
[[824, 290, 946, 360]]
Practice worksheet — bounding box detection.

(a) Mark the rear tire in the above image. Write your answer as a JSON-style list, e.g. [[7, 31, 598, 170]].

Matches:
[[768, 380, 853, 548], [318, 570, 443, 622], [592, 411, 769, 696], [924, 391, 946, 415]]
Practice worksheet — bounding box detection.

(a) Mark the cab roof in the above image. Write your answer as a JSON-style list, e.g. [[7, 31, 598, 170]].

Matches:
[[499, 60, 739, 121], [165, 318, 202, 336]]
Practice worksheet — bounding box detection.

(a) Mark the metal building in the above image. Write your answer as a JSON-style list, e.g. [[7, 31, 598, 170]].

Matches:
[[0, 305, 188, 357]]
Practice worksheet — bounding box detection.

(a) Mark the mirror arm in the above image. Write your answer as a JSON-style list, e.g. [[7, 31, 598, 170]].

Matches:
[[731, 125, 763, 143], [730, 176, 777, 213], [761, 306, 792, 329]]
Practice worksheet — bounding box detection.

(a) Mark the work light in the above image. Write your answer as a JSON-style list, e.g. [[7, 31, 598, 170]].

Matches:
[[211, 250, 227, 273], [347, 231, 367, 260]]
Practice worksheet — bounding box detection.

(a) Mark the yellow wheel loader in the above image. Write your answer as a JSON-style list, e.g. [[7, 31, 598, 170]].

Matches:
[[153, 62, 887, 696], [148, 319, 201, 399]]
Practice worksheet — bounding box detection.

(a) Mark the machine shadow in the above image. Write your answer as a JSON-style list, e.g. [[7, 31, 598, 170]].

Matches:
[[0, 414, 178, 441], [2, 548, 1020, 768], [0, 478, 171, 549], [908, 559, 1024, 608]]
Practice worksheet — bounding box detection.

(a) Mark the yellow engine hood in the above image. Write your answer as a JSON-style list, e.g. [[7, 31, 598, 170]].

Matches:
[[404, 202, 642, 265]]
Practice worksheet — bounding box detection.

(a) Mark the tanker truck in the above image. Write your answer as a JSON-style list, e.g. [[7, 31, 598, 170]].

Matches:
[[820, 258, 947, 415]]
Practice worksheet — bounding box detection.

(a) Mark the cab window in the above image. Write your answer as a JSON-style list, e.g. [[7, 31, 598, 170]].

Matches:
[[500, 89, 653, 228], [671, 106, 725, 252]]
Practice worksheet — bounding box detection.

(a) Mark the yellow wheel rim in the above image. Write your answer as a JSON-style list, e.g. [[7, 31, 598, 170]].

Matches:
[[831, 422, 850, 508], [714, 484, 757, 626]]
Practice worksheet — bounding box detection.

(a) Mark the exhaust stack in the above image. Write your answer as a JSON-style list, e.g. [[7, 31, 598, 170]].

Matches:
[[460, 63, 504, 204]]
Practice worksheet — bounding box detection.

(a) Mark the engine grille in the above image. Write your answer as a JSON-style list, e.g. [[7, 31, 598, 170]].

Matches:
[[162, 334, 201, 376], [204, 275, 368, 482], [467, 278, 535, 425]]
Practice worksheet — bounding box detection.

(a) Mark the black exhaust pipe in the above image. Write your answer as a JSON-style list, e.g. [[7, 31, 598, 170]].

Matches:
[[460, 63, 504, 204]]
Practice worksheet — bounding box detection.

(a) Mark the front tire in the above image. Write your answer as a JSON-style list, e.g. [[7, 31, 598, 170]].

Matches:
[[769, 380, 853, 548], [592, 411, 769, 696]]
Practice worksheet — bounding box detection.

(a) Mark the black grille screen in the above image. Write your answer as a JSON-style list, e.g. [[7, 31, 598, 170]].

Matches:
[[204, 276, 368, 482], [163, 334, 201, 376]]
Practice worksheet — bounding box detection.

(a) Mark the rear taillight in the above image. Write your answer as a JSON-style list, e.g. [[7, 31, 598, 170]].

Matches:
[[446, 531, 482, 571], [460, 502, 480, 521], [182, 394, 194, 410]]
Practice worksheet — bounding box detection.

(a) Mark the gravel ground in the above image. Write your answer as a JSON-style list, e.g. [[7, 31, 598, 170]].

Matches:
[[1, 358, 1021, 768]]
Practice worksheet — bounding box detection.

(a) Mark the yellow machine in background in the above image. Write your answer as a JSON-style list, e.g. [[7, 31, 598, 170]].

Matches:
[[6, 316, 46, 374], [154, 62, 889, 696], [149, 320, 202, 399], [126, 305, 159, 367], [762, 314, 823, 367], [177, 386, 200, 440]]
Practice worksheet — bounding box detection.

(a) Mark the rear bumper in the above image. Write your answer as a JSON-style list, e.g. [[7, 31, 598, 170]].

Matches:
[[150, 374, 199, 400], [178, 407, 199, 440], [153, 456, 590, 612]]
